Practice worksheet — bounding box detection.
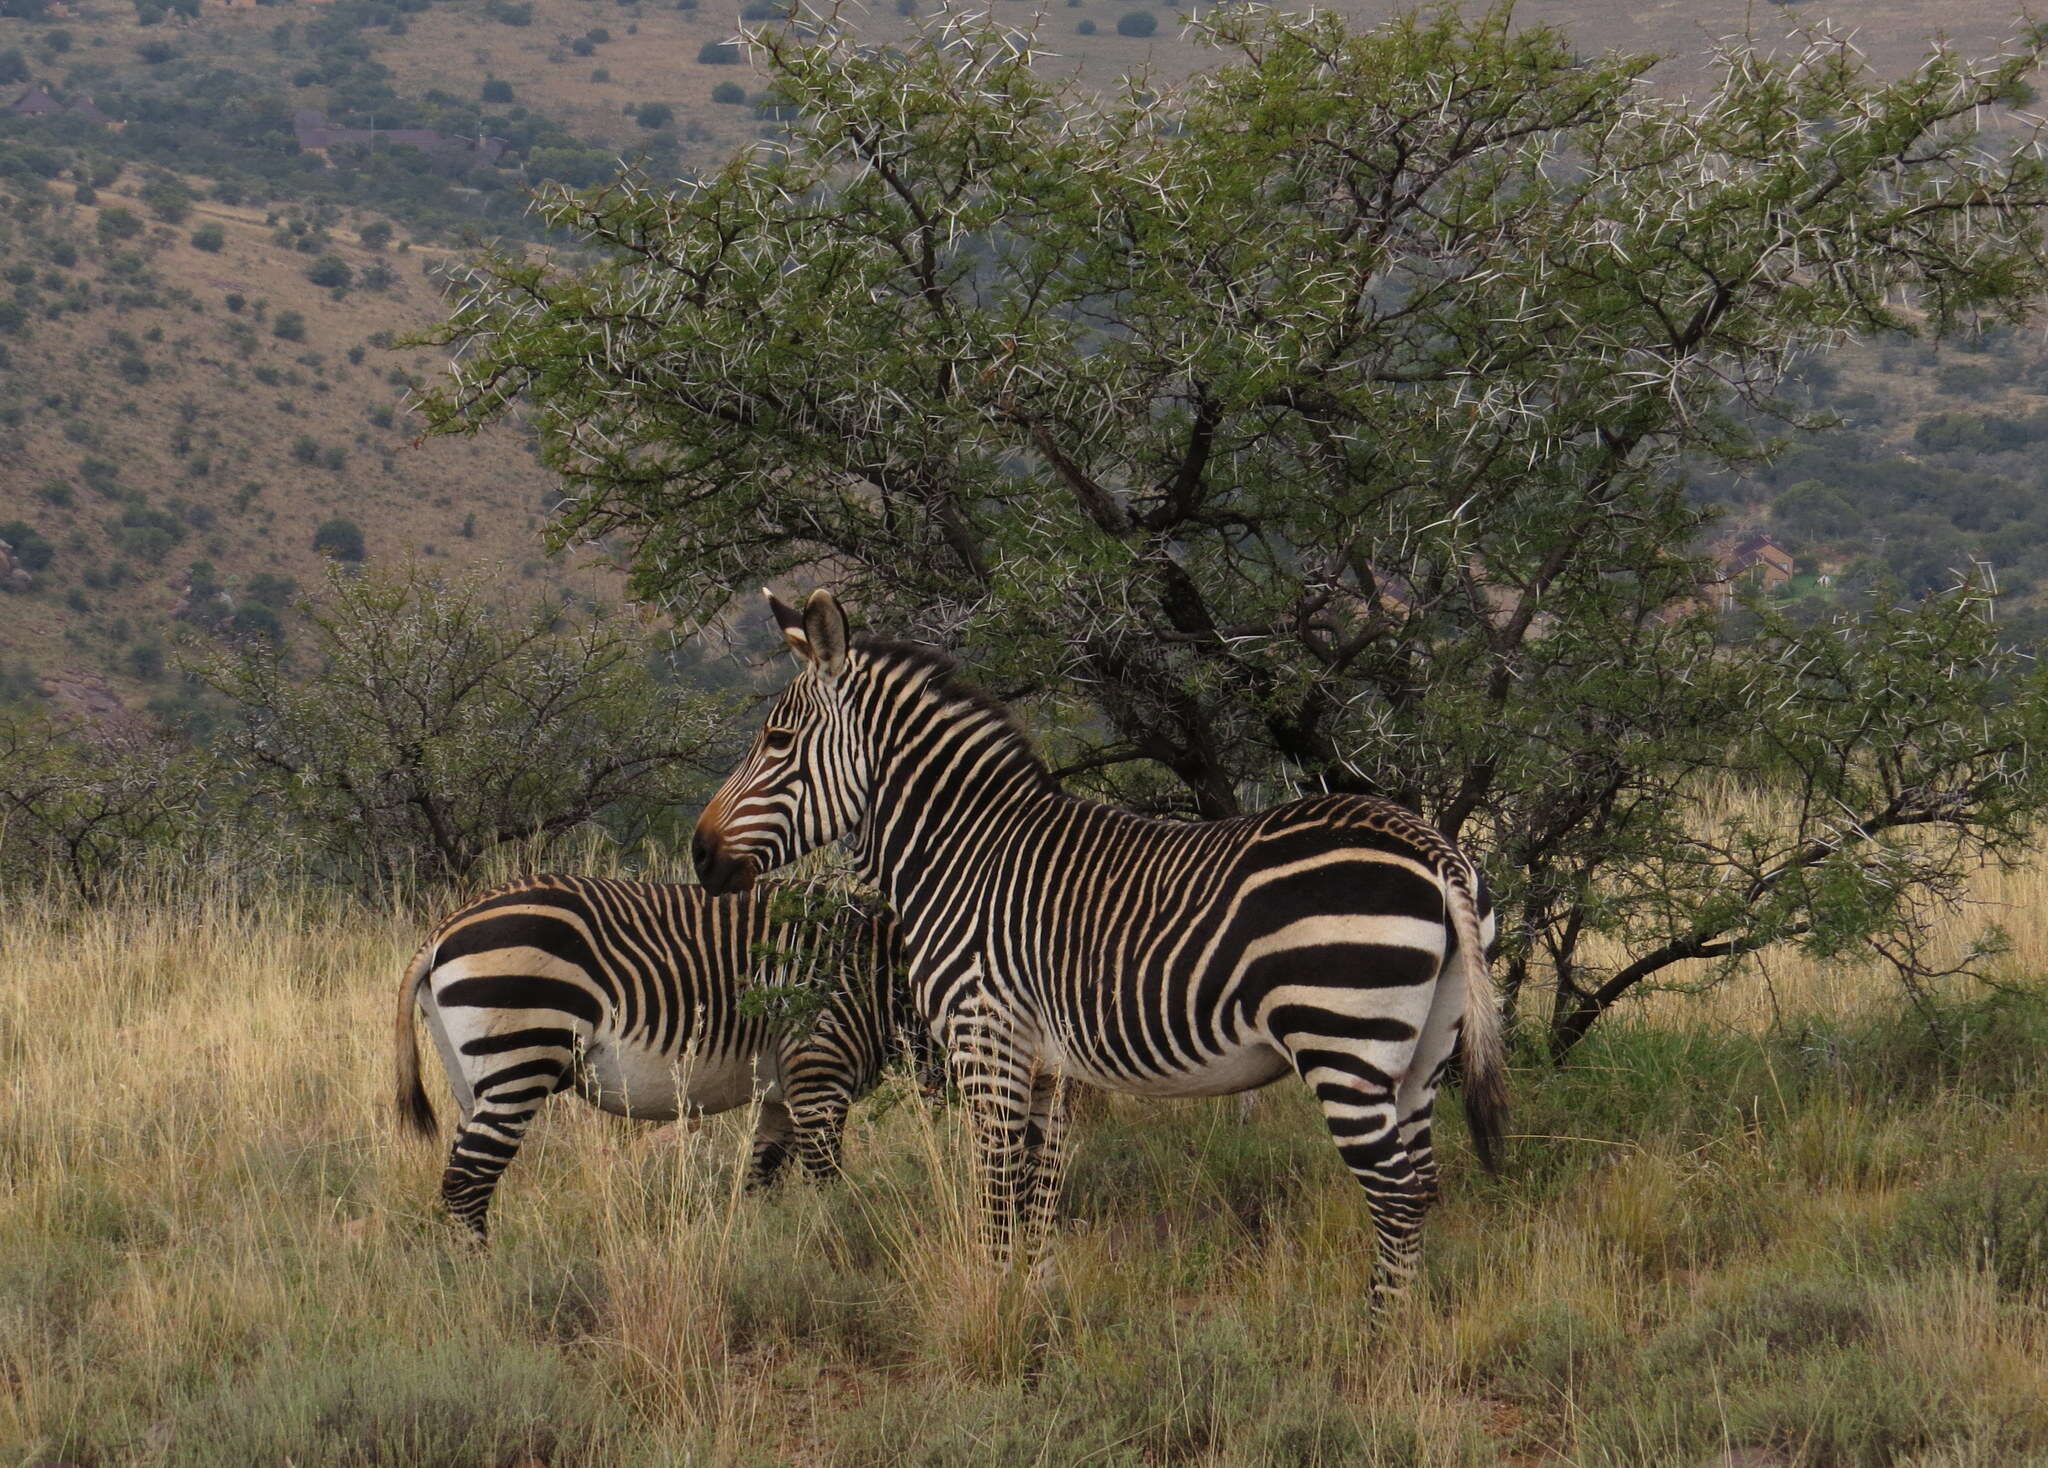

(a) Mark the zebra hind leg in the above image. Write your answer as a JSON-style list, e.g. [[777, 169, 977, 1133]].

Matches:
[[1287, 1041, 1428, 1320], [789, 1084, 852, 1184], [441, 1102, 547, 1246], [746, 1098, 798, 1191]]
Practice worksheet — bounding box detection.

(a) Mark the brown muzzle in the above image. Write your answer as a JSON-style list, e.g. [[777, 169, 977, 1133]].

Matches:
[[691, 827, 757, 895]]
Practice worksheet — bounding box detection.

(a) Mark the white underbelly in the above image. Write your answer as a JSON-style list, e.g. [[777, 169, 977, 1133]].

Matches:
[[575, 1039, 775, 1120], [1039, 1033, 1292, 1099]]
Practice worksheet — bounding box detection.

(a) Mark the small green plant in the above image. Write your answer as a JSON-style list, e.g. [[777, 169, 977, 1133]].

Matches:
[[272, 309, 306, 342], [712, 80, 746, 104], [1115, 8, 1155, 35], [190, 222, 225, 253]]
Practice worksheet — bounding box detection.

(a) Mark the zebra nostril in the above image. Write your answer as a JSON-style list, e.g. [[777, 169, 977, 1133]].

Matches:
[[691, 832, 713, 876]]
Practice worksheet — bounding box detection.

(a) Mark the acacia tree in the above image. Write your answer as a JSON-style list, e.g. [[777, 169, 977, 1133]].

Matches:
[[201, 564, 732, 888], [420, 6, 2048, 1056]]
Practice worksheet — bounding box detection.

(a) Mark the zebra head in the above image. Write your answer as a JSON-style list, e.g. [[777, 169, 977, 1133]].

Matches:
[[694, 589, 868, 895]]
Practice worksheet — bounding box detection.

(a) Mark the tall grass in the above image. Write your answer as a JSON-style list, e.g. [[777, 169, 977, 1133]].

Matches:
[[2, 870, 2045, 1465]]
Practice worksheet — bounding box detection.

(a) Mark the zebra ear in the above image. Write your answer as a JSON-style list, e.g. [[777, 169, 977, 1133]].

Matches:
[[803, 589, 849, 677], [766, 588, 812, 663]]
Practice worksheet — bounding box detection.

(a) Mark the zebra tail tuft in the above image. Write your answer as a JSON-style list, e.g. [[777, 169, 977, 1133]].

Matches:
[[1448, 869, 1508, 1176], [395, 938, 439, 1140]]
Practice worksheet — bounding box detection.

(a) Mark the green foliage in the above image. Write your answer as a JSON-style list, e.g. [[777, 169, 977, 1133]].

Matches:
[[0, 521, 53, 571], [427, 7, 2048, 1057], [271, 309, 305, 342], [196, 564, 732, 884], [94, 207, 142, 244], [1114, 8, 1155, 36], [633, 100, 674, 129], [712, 80, 747, 105], [0, 712, 214, 897], [358, 220, 393, 251], [695, 41, 740, 64], [189, 222, 225, 253], [310, 516, 364, 561], [481, 77, 515, 104], [305, 254, 352, 290]]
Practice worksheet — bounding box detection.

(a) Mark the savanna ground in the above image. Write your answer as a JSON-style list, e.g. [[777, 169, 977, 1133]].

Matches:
[[4, 851, 2047, 1467]]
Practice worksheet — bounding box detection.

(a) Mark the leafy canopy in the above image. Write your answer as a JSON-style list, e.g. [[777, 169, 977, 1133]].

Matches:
[[421, 5, 2048, 1053]]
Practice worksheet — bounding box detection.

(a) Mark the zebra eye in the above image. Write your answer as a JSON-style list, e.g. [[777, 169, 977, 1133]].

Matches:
[[761, 728, 797, 755]]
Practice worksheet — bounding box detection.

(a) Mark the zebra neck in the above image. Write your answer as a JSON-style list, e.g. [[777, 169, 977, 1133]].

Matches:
[[846, 706, 1056, 910]]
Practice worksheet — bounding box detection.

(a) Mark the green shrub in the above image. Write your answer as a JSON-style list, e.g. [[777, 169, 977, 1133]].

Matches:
[[305, 255, 351, 290], [712, 80, 746, 104], [635, 100, 675, 128], [696, 41, 740, 64], [190, 222, 225, 252], [1115, 8, 1155, 34], [95, 206, 142, 243], [272, 309, 306, 342], [311, 517, 365, 562], [482, 77, 514, 103], [0, 521, 54, 571]]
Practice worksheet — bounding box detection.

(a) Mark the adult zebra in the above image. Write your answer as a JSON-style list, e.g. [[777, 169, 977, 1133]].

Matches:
[[693, 590, 1507, 1313], [394, 873, 923, 1243]]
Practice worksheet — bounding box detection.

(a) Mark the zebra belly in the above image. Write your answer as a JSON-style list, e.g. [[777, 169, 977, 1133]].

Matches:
[[1039, 1033, 1292, 1098], [575, 1038, 775, 1121]]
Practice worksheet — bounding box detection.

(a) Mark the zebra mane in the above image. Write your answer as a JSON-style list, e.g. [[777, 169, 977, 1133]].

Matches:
[[852, 636, 1057, 791]]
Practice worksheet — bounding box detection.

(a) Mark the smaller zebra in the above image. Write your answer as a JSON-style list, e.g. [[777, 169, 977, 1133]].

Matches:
[[393, 874, 925, 1243]]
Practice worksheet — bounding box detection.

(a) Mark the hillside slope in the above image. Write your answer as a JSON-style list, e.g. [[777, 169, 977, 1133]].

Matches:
[[0, 172, 606, 721]]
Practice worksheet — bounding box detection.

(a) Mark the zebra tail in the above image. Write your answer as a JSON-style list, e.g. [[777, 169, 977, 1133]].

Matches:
[[394, 937, 439, 1140], [1447, 869, 1508, 1176]]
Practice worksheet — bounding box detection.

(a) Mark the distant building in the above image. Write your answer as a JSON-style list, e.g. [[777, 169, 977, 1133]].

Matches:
[[9, 84, 111, 126], [1706, 532, 1797, 612], [8, 85, 62, 118], [292, 108, 508, 168]]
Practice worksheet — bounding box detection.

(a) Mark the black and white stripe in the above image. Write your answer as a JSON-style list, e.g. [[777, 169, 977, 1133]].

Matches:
[[694, 590, 1507, 1311], [393, 874, 921, 1243]]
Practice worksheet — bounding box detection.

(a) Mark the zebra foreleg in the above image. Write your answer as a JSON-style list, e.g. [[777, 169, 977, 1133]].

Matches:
[[953, 1038, 1037, 1268], [1018, 1070, 1071, 1265]]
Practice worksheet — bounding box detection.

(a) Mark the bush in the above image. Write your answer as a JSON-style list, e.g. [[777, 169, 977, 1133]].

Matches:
[[1076, 16, 1095, 31], [306, 255, 352, 290], [481, 77, 514, 103], [635, 100, 676, 130], [696, 41, 741, 64], [1115, 8, 1155, 35], [190, 222, 225, 253], [0, 521, 53, 572], [712, 80, 747, 104], [311, 517, 365, 562], [272, 309, 306, 342], [358, 220, 393, 251], [196, 564, 728, 884], [95, 207, 142, 243]]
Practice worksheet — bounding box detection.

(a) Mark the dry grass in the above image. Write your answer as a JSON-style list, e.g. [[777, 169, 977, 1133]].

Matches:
[[2, 854, 2046, 1465]]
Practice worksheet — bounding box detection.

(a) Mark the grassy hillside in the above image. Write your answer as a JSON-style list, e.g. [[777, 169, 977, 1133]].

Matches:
[[0, 167, 619, 721], [2, 856, 2045, 1464]]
